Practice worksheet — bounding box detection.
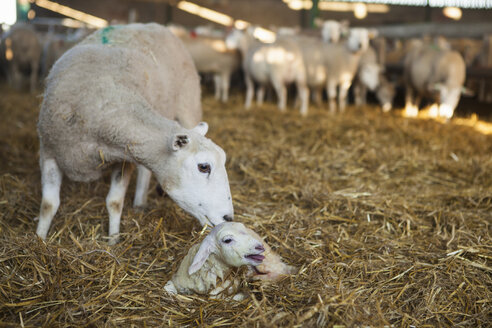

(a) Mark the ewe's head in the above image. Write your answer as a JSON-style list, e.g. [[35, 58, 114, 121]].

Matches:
[[225, 28, 244, 50], [347, 28, 370, 53], [189, 222, 265, 275], [162, 122, 233, 227], [321, 20, 349, 44], [359, 63, 381, 92]]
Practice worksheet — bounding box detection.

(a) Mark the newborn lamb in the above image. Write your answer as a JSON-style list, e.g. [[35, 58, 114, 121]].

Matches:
[[164, 222, 295, 299]]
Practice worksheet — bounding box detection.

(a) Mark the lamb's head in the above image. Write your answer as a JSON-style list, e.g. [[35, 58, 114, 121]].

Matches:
[[347, 28, 370, 53], [161, 122, 233, 227], [188, 222, 265, 275]]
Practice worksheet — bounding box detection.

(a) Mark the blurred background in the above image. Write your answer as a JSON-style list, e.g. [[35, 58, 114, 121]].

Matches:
[[1, 0, 491, 118]]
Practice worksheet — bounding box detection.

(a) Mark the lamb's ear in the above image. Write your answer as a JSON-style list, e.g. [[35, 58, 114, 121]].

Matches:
[[189, 233, 217, 275], [172, 134, 189, 151], [192, 122, 208, 136]]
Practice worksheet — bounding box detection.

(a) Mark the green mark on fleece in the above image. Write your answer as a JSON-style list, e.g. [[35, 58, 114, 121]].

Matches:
[[101, 26, 115, 44]]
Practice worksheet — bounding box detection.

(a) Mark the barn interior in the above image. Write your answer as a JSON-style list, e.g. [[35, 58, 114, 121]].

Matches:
[[0, 1, 491, 327]]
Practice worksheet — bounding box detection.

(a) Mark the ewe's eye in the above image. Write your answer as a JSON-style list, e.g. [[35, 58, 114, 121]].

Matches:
[[197, 163, 211, 174], [222, 238, 233, 244]]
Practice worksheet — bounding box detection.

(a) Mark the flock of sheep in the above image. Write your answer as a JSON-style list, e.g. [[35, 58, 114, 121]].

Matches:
[[172, 20, 473, 119], [0, 19, 480, 298]]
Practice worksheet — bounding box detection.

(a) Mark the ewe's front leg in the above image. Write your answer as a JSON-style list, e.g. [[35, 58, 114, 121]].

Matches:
[[297, 84, 309, 116], [221, 72, 231, 103], [338, 80, 352, 113], [106, 163, 134, 244], [327, 80, 337, 113], [36, 157, 63, 240], [213, 74, 221, 101], [272, 79, 287, 112], [133, 165, 151, 208], [404, 85, 419, 117], [244, 75, 254, 110]]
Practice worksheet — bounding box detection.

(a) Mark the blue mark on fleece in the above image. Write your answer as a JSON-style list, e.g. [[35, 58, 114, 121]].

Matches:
[[101, 26, 115, 44]]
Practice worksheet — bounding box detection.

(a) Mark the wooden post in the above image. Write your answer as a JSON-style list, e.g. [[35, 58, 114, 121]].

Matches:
[[309, 0, 319, 29]]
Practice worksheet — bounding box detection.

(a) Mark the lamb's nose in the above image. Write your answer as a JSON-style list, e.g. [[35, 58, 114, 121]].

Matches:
[[255, 244, 265, 252], [223, 215, 233, 222]]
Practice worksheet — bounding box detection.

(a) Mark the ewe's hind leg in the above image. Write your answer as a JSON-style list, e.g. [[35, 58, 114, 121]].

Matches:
[[221, 72, 230, 103], [36, 158, 63, 240], [244, 75, 254, 110], [256, 86, 265, 106], [133, 165, 152, 208], [297, 83, 309, 116], [272, 78, 287, 112], [338, 80, 352, 113], [354, 82, 364, 107], [327, 80, 337, 113], [106, 163, 134, 244], [404, 85, 419, 117], [213, 74, 221, 100]]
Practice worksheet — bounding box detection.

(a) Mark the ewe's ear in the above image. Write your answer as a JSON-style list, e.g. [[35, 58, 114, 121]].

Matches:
[[189, 233, 217, 275], [192, 122, 208, 136], [172, 134, 189, 151]]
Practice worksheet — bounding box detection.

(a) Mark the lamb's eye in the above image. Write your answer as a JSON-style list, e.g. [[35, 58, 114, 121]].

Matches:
[[222, 238, 233, 244], [197, 163, 211, 174]]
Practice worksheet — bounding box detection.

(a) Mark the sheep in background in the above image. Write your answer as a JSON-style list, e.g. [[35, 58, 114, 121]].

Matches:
[[178, 31, 240, 103], [403, 39, 467, 119], [36, 23, 233, 244], [0, 23, 41, 93], [40, 28, 90, 79], [323, 28, 370, 113], [226, 27, 309, 116], [295, 35, 328, 106], [353, 46, 395, 112], [320, 20, 349, 44], [165, 222, 296, 299]]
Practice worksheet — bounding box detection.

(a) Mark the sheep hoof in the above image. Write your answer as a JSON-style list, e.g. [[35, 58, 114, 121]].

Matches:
[[107, 234, 120, 246]]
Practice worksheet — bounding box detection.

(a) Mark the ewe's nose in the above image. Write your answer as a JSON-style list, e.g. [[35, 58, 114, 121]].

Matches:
[[255, 244, 265, 252], [223, 214, 233, 222]]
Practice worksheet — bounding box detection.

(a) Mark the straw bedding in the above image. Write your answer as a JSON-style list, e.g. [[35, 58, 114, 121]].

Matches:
[[0, 84, 491, 327]]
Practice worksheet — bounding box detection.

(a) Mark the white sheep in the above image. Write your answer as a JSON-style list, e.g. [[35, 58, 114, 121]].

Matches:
[[178, 31, 240, 103], [35, 23, 234, 244], [226, 27, 309, 116], [353, 46, 395, 112], [403, 39, 467, 119], [320, 20, 349, 44], [165, 222, 296, 299], [323, 28, 370, 113], [0, 23, 41, 93]]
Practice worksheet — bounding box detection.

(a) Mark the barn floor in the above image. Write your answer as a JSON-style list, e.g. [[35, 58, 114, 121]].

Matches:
[[0, 84, 491, 327]]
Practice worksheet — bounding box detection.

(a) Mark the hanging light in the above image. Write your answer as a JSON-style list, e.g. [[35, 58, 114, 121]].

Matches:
[[354, 3, 368, 19], [443, 6, 462, 20]]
